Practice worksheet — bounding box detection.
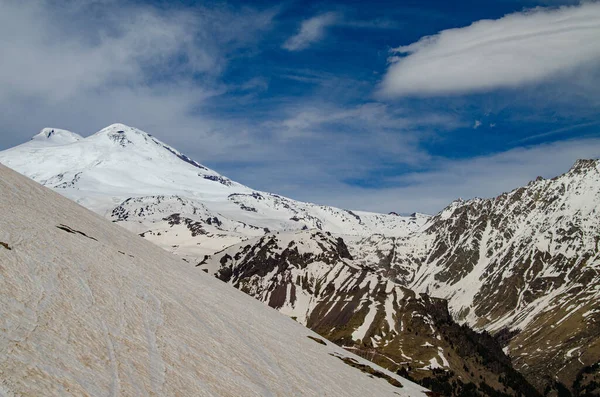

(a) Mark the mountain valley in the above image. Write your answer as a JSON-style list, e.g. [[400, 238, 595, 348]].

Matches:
[[2, 124, 599, 396]]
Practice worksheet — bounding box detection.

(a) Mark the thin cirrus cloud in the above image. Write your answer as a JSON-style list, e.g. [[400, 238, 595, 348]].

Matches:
[[283, 12, 338, 51], [378, 2, 600, 97], [283, 136, 600, 214]]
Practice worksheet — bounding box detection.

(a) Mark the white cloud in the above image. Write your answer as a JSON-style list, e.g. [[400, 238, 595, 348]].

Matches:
[[379, 2, 600, 97], [283, 12, 338, 51], [473, 120, 482, 129]]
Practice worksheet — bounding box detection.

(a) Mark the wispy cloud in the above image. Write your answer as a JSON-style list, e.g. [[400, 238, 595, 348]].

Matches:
[[262, 101, 458, 149], [378, 2, 600, 97], [341, 18, 402, 30], [514, 120, 600, 143], [0, 0, 276, 147], [283, 12, 338, 51]]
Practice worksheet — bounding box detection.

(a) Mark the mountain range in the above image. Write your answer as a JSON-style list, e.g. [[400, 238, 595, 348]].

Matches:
[[1, 123, 598, 396]]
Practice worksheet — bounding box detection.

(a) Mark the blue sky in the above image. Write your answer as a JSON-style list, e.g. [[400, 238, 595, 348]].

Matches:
[[0, 0, 599, 213]]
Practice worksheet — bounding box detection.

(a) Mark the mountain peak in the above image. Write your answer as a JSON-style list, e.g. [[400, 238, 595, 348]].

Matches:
[[92, 123, 148, 138], [92, 124, 210, 172], [97, 123, 139, 134], [106, 122, 133, 130], [89, 123, 158, 149], [569, 158, 599, 174], [32, 128, 82, 144]]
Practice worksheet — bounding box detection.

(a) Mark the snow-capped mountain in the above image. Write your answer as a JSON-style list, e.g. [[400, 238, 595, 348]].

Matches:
[[0, 163, 430, 396], [347, 159, 600, 392], [0, 123, 429, 259]]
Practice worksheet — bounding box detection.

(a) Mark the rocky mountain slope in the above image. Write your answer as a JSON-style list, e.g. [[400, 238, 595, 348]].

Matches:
[[348, 159, 600, 393], [0, 124, 428, 259], [0, 163, 430, 396], [199, 230, 540, 396]]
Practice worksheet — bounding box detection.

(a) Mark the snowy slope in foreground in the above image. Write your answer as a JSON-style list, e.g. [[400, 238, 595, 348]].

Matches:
[[0, 124, 429, 258], [0, 164, 429, 396]]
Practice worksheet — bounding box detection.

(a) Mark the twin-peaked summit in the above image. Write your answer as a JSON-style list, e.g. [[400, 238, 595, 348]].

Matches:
[[1, 123, 242, 218], [32, 123, 168, 147]]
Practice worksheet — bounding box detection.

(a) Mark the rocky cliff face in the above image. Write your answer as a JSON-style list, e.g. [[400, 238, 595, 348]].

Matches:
[[349, 159, 600, 393]]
